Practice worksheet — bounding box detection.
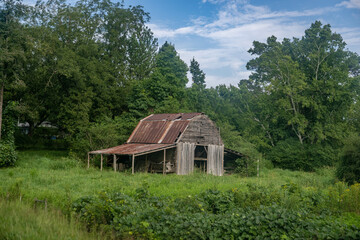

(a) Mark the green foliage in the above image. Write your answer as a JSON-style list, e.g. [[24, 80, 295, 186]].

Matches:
[[0, 141, 16, 167], [2, 150, 360, 239], [0, 101, 17, 167], [337, 135, 360, 184], [244, 21, 359, 169], [190, 57, 206, 89], [69, 116, 135, 159], [268, 139, 336, 171], [73, 185, 360, 239]]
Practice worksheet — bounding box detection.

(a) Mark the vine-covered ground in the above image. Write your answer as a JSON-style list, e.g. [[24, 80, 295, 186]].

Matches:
[[1, 150, 359, 239]]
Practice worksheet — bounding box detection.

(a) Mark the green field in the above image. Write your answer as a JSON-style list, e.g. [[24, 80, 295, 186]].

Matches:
[[0, 150, 336, 206], [1, 150, 359, 239]]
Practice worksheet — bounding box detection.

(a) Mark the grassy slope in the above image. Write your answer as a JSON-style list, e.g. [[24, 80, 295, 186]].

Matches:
[[0, 150, 335, 210]]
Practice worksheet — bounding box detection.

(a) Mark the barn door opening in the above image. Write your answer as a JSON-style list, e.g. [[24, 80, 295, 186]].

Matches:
[[194, 145, 207, 173]]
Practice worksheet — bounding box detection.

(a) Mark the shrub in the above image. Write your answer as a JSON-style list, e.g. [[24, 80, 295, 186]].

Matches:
[[69, 115, 137, 159], [72, 185, 360, 239], [337, 135, 360, 184], [268, 139, 336, 171], [0, 101, 18, 167], [0, 141, 17, 167]]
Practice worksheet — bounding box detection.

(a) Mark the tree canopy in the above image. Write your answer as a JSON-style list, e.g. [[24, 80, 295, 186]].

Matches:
[[1, 0, 360, 172]]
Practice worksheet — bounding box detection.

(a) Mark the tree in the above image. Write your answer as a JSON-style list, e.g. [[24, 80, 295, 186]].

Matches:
[[156, 41, 188, 88], [0, 0, 27, 140], [187, 58, 207, 112], [245, 21, 359, 169], [11, 0, 158, 135], [190, 58, 205, 89]]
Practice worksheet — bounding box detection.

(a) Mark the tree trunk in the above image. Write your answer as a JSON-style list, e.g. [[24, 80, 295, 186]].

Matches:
[[0, 82, 3, 140]]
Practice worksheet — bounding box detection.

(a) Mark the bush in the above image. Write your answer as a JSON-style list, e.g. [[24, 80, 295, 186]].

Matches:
[[337, 135, 360, 184], [268, 139, 336, 171], [69, 115, 137, 159], [0, 101, 17, 167], [72, 185, 360, 239], [0, 141, 17, 167]]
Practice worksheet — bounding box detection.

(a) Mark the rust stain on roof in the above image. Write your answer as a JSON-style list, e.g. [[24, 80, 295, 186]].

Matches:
[[161, 121, 189, 143], [89, 143, 175, 155], [127, 113, 202, 144], [129, 121, 171, 143]]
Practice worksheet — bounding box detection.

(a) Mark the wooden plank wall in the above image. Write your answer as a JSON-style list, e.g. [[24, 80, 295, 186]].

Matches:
[[207, 144, 224, 176], [179, 115, 223, 145], [176, 142, 195, 175]]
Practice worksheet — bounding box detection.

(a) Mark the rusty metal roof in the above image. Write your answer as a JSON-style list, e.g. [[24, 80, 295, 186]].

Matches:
[[129, 121, 171, 143], [89, 143, 175, 155], [161, 120, 188, 143], [127, 113, 203, 144]]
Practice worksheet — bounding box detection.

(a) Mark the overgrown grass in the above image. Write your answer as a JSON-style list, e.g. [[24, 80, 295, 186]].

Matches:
[[0, 150, 337, 210], [1, 150, 359, 239], [0, 199, 102, 240]]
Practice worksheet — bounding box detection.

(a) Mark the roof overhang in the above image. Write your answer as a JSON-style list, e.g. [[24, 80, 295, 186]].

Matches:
[[224, 148, 244, 158], [89, 143, 176, 156]]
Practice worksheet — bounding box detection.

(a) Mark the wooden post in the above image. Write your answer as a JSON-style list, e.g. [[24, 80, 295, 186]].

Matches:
[[132, 154, 135, 174], [257, 159, 260, 177], [100, 154, 103, 171], [163, 149, 166, 175], [87, 153, 90, 169], [145, 155, 148, 173], [113, 154, 116, 172]]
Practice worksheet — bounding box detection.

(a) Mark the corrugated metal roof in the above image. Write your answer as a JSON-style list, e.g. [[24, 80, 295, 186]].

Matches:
[[127, 113, 202, 144], [130, 121, 171, 143], [161, 121, 188, 143], [89, 143, 175, 155]]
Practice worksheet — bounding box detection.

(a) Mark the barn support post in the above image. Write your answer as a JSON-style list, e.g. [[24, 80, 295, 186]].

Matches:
[[132, 154, 135, 174], [145, 155, 148, 173], [87, 153, 90, 169], [113, 154, 116, 172], [100, 154, 103, 171], [163, 149, 166, 175]]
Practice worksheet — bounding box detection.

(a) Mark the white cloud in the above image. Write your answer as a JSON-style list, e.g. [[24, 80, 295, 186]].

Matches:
[[201, 0, 228, 4], [337, 0, 360, 9], [334, 27, 360, 53]]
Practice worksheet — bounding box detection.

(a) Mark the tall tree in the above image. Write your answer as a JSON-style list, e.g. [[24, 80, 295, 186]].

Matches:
[[0, 0, 27, 140], [13, 0, 158, 134], [245, 21, 359, 169], [187, 58, 207, 112], [190, 57, 206, 89]]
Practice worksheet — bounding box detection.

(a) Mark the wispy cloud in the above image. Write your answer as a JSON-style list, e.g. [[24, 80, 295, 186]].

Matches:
[[337, 0, 360, 9]]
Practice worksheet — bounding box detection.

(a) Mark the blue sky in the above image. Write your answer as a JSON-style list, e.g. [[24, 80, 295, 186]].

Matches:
[[127, 0, 360, 87]]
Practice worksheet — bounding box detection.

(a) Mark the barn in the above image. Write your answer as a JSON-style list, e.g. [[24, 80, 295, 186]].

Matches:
[[88, 113, 239, 176]]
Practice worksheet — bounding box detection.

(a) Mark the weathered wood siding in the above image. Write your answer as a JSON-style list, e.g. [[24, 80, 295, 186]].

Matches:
[[176, 142, 195, 175], [179, 115, 223, 145], [207, 144, 224, 176]]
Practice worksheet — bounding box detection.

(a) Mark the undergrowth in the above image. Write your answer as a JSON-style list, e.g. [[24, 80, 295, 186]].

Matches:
[[0, 150, 359, 239]]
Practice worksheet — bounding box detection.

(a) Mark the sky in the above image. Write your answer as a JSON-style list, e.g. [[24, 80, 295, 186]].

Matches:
[[126, 0, 360, 87]]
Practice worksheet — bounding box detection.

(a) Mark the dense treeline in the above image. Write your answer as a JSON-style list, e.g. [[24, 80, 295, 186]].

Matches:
[[1, 0, 360, 178]]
